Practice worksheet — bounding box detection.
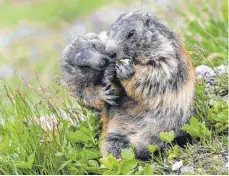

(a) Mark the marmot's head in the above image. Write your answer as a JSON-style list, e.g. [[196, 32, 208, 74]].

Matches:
[[106, 11, 189, 89], [61, 34, 110, 92], [105, 11, 181, 63]]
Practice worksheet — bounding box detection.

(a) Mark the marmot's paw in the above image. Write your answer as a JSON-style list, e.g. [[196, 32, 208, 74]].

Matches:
[[116, 59, 135, 80], [100, 85, 119, 105], [103, 63, 116, 84], [101, 132, 130, 158]]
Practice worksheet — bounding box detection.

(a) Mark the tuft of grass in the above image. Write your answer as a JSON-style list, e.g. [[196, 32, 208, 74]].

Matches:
[[216, 72, 228, 97], [176, 0, 228, 66], [0, 78, 102, 174]]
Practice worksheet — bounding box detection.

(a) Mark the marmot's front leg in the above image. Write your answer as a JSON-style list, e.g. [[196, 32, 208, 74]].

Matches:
[[103, 63, 116, 86], [102, 63, 123, 105], [115, 59, 143, 101]]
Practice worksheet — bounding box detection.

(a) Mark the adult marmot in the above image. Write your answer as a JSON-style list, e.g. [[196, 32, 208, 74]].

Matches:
[[101, 11, 195, 159]]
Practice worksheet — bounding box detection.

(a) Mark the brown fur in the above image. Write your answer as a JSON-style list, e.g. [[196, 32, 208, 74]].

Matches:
[[100, 40, 196, 159]]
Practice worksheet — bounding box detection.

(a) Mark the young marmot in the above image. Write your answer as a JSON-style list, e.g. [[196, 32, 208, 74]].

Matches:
[[101, 11, 196, 159], [60, 32, 127, 146], [61, 33, 121, 110]]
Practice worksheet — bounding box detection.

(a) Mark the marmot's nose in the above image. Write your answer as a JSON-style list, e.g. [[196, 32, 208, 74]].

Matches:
[[106, 47, 117, 59], [105, 41, 118, 59], [109, 52, 117, 59], [101, 57, 110, 67]]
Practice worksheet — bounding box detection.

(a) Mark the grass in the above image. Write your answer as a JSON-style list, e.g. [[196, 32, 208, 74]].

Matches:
[[176, 0, 228, 66], [0, 0, 228, 175], [0, 79, 103, 174], [0, 78, 227, 174]]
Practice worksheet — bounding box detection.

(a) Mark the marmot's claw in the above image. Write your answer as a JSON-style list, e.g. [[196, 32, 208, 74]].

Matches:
[[104, 88, 117, 95], [103, 92, 119, 101], [105, 95, 119, 100], [104, 84, 111, 91], [105, 99, 118, 106], [101, 87, 119, 105]]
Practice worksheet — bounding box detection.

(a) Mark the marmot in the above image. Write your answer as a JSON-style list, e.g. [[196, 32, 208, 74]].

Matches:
[[61, 32, 125, 142], [100, 11, 196, 159], [61, 33, 121, 110], [60, 32, 137, 158], [61, 11, 195, 160]]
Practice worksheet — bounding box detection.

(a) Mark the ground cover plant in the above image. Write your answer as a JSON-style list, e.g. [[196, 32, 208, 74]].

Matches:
[[0, 0, 228, 175]]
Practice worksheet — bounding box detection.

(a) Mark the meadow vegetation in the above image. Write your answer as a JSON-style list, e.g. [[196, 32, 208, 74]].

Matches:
[[0, 0, 228, 174]]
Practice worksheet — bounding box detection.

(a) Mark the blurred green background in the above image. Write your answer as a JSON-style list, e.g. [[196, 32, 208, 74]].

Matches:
[[0, 0, 227, 94]]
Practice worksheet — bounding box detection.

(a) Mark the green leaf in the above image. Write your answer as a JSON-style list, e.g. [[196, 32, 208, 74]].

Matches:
[[67, 130, 92, 143], [79, 126, 92, 136], [181, 117, 202, 138], [200, 122, 211, 137], [167, 144, 180, 159], [100, 158, 113, 169], [190, 116, 201, 131], [88, 160, 99, 168], [100, 154, 120, 170], [143, 164, 154, 175], [103, 170, 119, 175], [168, 153, 177, 159], [148, 144, 158, 154], [121, 148, 135, 160], [121, 159, 138, 175], [16, 154, 35, 169], [82, 109, 88, 115], [214, 113, 227, 123], [79, 149, 101, 160], [160, 130, 175, 143], [58, 160, 72, 171], [215, 123, 228, 132]]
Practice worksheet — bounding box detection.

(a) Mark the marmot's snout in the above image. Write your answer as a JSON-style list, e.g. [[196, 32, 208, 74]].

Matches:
[[105, 39, 119, 60], [97, 57, 110, 70]]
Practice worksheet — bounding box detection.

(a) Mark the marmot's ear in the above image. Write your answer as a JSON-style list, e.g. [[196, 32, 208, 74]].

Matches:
[[145, 18, 150, 27], [98, 31, 108, 45], [143, 13, 154, 28], [71, 37, 86, 51], [84, 33, 98, 40]]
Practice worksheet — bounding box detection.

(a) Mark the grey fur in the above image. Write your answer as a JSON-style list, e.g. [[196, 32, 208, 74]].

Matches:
[[102, 11, 195, 159], [61, 33, 120, 109], [61, 11, 195, 160]]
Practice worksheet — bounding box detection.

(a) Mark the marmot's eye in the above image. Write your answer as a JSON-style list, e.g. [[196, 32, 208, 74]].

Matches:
[[126, 30, 135, 39], [92, 44, 96, 49], [145, 19, 150, 27]]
